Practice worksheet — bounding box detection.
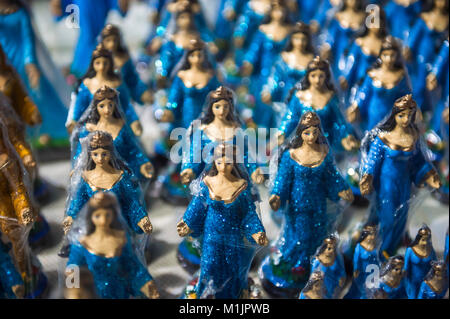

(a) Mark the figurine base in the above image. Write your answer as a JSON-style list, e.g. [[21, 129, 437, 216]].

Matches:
[[176, 239, 201, 274]]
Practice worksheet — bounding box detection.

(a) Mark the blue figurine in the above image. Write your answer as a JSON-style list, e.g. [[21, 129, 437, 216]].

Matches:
[[359, 94, 441, 259], [278, 57, 359, 153], [63, 131, 153, 236], [177, 144, 268, 299], [418, 260, 449, 299], [260, 112, 353, 297], [298, 271, 328, 299], [50, 0, 129, 78], [310, 235, 347, 299], [71, 86, 154, 185], [404, 225, 437, 299], [66, 192, 159, 299], [347, 36, 412, 133], [0, 237, 24, 299], [295, 0, 322, 24], [344, 224, 380, 299], [376, 255, 407, 299], [384, 0, 423, 41], [403, 0, 448, 112], [445, 228, 449, 273], [67, 44, 141, 137], [0, 0, 69, 148], [309, 0, 340, 34]]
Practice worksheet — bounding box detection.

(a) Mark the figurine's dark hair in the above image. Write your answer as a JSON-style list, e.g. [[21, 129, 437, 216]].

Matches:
[[100, 24, 129, 56], [284, 23, 315, 54], [378, 100, 418, 133], [339, 0, 365, 11], [410, 225, 432, 248], [85, 193, 124, 235], [315, 234, 338, 257], [80, 45, 120, 86], [422, 0, 449, 14], [207, 144, 245, 179], [380, 255, 404, 277], [301, 271, 327, 297], [357, 224, 378, 244], [369, 36, 405, 72], [200, 88, 239, 125], [287, 112, 328, 150], [177, 46, 213, 74], [423, 260, 448, 282], [261, 1, 292, 25]]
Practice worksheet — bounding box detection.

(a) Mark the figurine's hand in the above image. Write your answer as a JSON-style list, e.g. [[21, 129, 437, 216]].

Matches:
[[426, 73, 438, 91], [338, 188, 354, 202], [353, 270, 360, 279], [359, 174, 374, 196], [424, 170, 442, 189], [346, 102, 360, 123], [224, 8, 236, 21], [159, 109, 174, 123], [310, 20, 320, 34], [277, 132, 285, 146], [22, 154, 36, 169], [20, 208, 34, 226], [251, 168, 265, 185], [131, 120, 143, 136], [141, 90, 154, 105], [177, 220, 192, 237], [140, 162, 155, 179], [138, 216, 153, 234], [341, 135, 360, 152], [320, 44, 332, 61], [241, 62, 253, 77], [147, 37, 163, 56], [207, 42, 219, 56], [50, 0, 62, 17], [252, 232, 269, 246], [29, 108, 42, 126], [26, 64, 40, 89], [403, 47, 412, 62], [118, 0, 130, 13], [66, 120, 77, 135], [339, 76, 348, 91], [180, 169, 195, 185], [63, 216, 73, 235], [140, 280, 160, 299], [12, 284, 25, 299], [261, 91, 272, 104], [234, 37, 244, 48], [269, 194, 281, 211], [443, 107, 449, 125]]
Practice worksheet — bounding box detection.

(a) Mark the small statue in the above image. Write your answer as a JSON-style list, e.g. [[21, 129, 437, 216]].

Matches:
[[384, 0, 423, 41], [0, 235, 24, 299], [376, 255, 407, 299], [298, 271, 328, 299], [417, 260, 448, 299]]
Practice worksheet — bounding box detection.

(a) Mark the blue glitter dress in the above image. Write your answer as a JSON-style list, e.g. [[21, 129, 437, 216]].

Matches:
[[417, 280, 449, 299], [295, 0, 322, 24], [214, 0, 248, 42], [56, 0, 127, 78], [384, 0, 422, 41], [261, 151, 349, 290], [67, 239, 153, 299], [311, 254, 346, 299], [280, 95, 354, 152], [404, 246, 436, 299], [353, 73, 412, 132], [378, 279, 407, 299], [66, 172, 148, 234], [344, 243, 379, 299], [0, 8, 69, 145], [0, 241, 23, 299], [362, 136, 434, 256], [68, 83, 139, 127], [182, 181, 265, 299], [445, 232, 449, 274], [119, 59, 149, 105]]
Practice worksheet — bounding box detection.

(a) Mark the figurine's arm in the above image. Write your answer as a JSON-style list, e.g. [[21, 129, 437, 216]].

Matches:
[[163, 75, 184, 122], [262, 60, 284, 103], [158, 41, 176, 79], [20, 11, 40, 89], [67, 243, 87, 267], [242, 137, 264, 185], [330, 98, 359, 151], [181, 128, 204, 184], [325, 155, 353, 202], [410, 144, 440, 189], [241, 32, 263, 76], [120, 127, 154, 179], [241, 190, 267, 246], [71, 85, 92, 123], [360, 137, 384, 195], [233, 8, 251, 46], [179, 186, 208, 237], [118, 88, 141, 133], [347, 75, 373, 123], [339, 43, 359, 90], [119, 178, 152, 234], [278, 97, 302, 142], [11, 78, 41, 126], [352, 244, 362, 278], [121, 59, 151, 105], [404, 19, 425, 60], [269, 150, 293, 211], [65, 181, 90, 220], [428, 41, 449, 91]]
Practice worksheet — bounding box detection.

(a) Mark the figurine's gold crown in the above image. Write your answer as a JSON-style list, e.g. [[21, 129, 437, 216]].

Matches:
[[308, 56, 329, 70], [88, 192, 118, 209], [187, 38, 205, 51], [363, 224, 377, 233], [309, 271, 324, 282], [292, 22, 311, 35], [101, 24, 121, 38], [381, 36, 400, 53], [300, 112, 321, 127], [323, 236, 337, 246], [211, 86, 233, 100], [390, 256, 405, 267], [418, 226, 431, 237], [92, 43, 112, 60], [89, 131, 113, 149], [94, 85, 118, 101], [394, 94, 417, 110]]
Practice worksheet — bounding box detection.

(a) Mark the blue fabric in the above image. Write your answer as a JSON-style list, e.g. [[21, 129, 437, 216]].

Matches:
[[384, 0, 422, 41], [120, 59, 148, 105], [417, 280, 448, 299], [215, 0, 247, 40], [311, 254, 346, 299], [295, 0, 322, 24], [404, 247, 436, 299], [183, 181, 265, 299], [379, 279, 407, 299], [0, 241, 23, 299]]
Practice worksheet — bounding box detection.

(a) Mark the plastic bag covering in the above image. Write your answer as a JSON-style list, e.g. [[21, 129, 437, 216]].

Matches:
[[359, 95, 439, 260], [260, 111, 353, 296], [65, 192, 155, 299], [70, 86, 152, 184], [0, 115, 44, 298], [298, 271, 328, 299], [369, 255, 407, 299], [178, 143, 267, 299], [65, 130, 151, 237]]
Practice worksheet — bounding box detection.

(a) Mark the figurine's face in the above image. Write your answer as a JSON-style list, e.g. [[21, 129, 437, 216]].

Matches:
[[177, 12, 193, 29], [322, 243, 335, 258], [291, 33, 308, 51], [392, 264, 404, 277], [394, 109, 413, 128], [366, 232, 376, 243], [380, 49, 398, 69], [188, 50, 204, 66], [418, 234, 430, 246], [345, 0, 359, 9], [212, 99, 230, 121], [90, 148, 111, 167], [97, 99, 116, 119], [214, 156, 234, 175], [270, 7, 285, 21], [102, 35, 119, 52], [93, 57, 111, 75], [301, 126, 320, 145], [308, 69, 327, 90], [435, 0, 446, 10], [91, 208, 114, 229]]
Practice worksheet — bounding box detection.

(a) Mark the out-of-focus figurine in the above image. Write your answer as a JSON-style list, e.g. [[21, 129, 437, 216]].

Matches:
[[385, 0, 423, 41], [177, 144, 268, 299], [66, 192, 159, 299], [72, 86, 154, 185], [0, 0, 69, 149], [260, 112, 353, 297], [417, 260, 448, 299], [0, 235, 24, 299], [344, 224, 380, 299], [376, 255, 407, 299], [359, 94, 441, 259], [310, 235, 347, 299], [67, 44, 141, 136], [50, 0, 130, 78], [445, 228, 449, 273], [298, 271, 328, 299], [404, 225, 437, 299]]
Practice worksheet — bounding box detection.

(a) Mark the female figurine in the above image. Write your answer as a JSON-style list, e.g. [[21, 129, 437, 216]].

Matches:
[[0, 0, 69, 148], [310, 235, 347, 299], [62, 131, 153, 235], [72, 86, 154, 184], [445, 228, 449, 272], [260, 112, 353, 297], [0, 236, 24, 299], [278, 57, 359, 153], [404, 225, 437, 299], [347, 36, 412, 133], [260, 22, 315, 112], [50, 0, 130, 78], [418, 261, 448, 299], [67, 44, 141, 136], [66, 192, 159, 299], [376, 255, 407, 299], [298, 271, 327, 299], [403, 0, 448, 112], [177, 144, 268, 299], [344, 224, 380, 299], [319, 0, 366, 78], [359, 95, 441, 258], [384, 0, 423, 41], [100, 24, 153, 106]]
